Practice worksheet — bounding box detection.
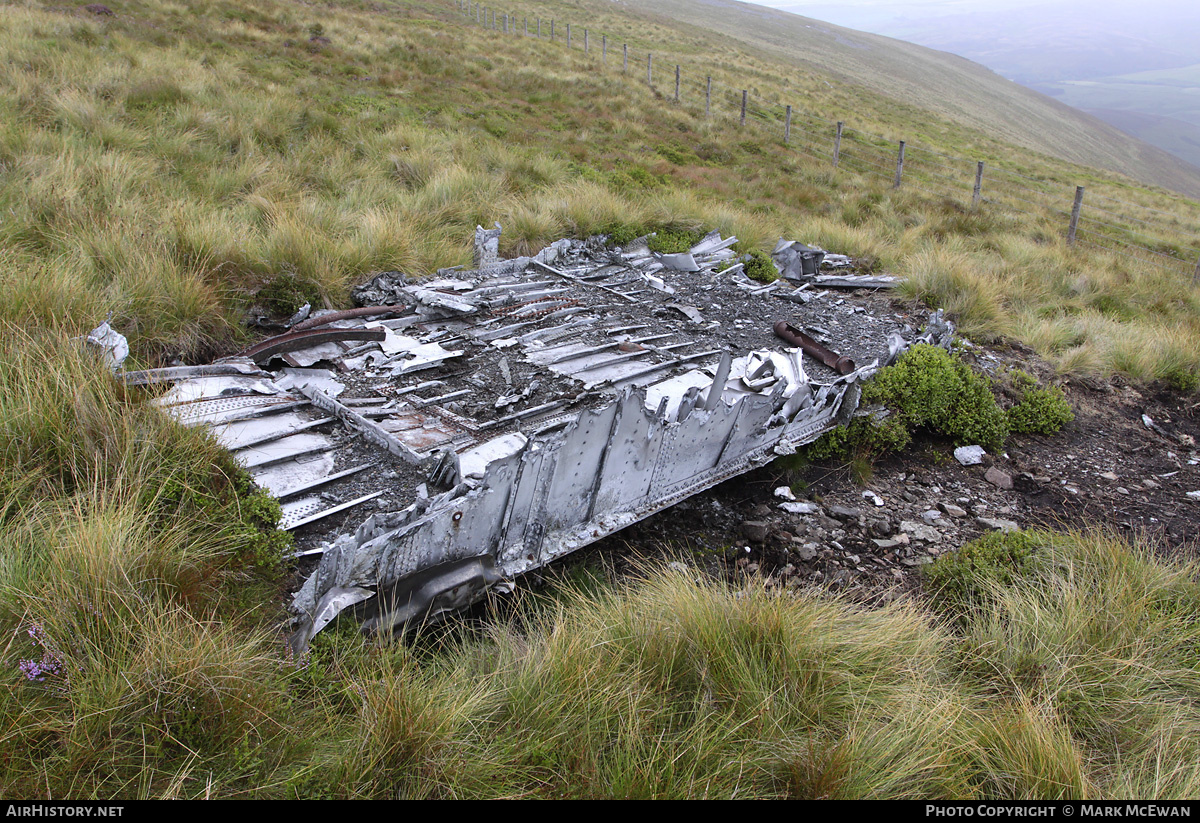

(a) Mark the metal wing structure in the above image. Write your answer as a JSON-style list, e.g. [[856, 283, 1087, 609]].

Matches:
[[130, 231, 952, 650]]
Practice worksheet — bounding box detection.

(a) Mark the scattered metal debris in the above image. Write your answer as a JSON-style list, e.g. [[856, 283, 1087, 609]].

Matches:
[[772, 239, 826, 282], [85, 316, 129, 370], [141, 228, 940, 650], [771, 239, 898, 288], [812, 273, 900, 289]]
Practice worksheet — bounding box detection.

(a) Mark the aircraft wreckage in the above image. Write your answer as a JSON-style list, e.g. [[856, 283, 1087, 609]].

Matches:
[[122, 229, 950, 651]]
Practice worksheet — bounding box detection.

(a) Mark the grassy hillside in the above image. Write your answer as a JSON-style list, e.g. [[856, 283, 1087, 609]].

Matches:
[[1077, 108, 1200, 173], [623, 0, 1200, 199], [5, 0, 1200, 798]]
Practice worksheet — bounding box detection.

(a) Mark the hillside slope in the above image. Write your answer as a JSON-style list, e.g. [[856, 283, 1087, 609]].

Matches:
[[6, 0, 1200, 799], [624, 0, 1200, 198]]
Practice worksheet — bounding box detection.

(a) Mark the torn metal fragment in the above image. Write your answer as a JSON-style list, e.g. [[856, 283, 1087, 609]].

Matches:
[[812, 274, 899, 289], [292, 306, 407, 330], [85, 319, 129, 371], [771, 240, 826, 282]]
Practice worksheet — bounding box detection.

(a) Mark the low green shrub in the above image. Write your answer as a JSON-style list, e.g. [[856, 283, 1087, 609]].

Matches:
[[1000, 369, 1073, 435], [743, 251, 777, 283], [788, 348, 1074, 480], [647, 227, 705, 254], [925, 530, 1040, 614], [599, 223, 704, 254], [1009, 389, 1074, 434], [863, 344, 1010, 451]]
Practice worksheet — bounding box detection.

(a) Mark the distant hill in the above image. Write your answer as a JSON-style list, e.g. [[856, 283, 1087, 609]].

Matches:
[[625, 0, 1200, 198]]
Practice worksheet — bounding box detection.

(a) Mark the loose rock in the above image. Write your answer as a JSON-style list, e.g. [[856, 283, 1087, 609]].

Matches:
[[954, 445, 986, 465], [985, 467, 1014, 490], [976, 517, 1020, 532]]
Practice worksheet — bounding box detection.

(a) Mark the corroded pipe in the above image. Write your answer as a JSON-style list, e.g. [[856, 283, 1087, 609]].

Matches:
[[292, 306, 407, 330], [773, 320, 855, 375]]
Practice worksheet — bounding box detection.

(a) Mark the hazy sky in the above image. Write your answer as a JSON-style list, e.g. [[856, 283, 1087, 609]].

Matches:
[[749, 0, 1200, 29]]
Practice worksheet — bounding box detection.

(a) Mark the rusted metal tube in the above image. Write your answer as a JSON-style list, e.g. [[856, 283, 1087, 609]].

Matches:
[[773, 320, 855, 375], [292, 306, 407, 330], [237, 327, 386, 365]]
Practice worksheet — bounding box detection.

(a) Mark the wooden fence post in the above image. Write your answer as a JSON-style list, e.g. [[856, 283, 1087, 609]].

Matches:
[[566, 23, 571, 49], [705, 76, 711, 117], [973, 161, 984, 207], [503, 13, 507, 34], [784, 105, 792, 143], [893, 140, 906, 189], [537, 18, 541, 37], [602, 34, 607, 62], [834, 121, 843, 167], [1193, 255, 1200, 286], [675, 65, 680, 102], [550, 19, 554, 41], [623, 43, 628, 73], [584, 29, 588, 53], [1068, 186, 1085, 246], [647, 53, 652, 85], [524, 17, 527, 36], [740, 90, 747, 126]]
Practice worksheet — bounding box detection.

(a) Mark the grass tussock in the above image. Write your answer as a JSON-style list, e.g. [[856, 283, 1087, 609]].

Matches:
[[278, 531, 1200, 799]]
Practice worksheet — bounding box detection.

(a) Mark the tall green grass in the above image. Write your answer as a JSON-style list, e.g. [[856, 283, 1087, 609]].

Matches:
[[295, 533, 1200, 799]]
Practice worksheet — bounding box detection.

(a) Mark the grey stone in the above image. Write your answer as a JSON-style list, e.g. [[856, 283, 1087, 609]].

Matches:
[[900, 520, 942, 543], [939, 502, 968, 518], [868, 518, 894, 537], [742, 521, 770, 542], [976, 516, 1020, 532], [794, 542, 819, 561], [913, 525, 942, 543], [985, 467, 1014, 490], [827, 504, 861, 521], [954, 445, 986, 465], [813, 513, 841, 531]]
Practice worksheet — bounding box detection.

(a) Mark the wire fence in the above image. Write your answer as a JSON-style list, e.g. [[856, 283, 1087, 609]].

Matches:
[[455, 1, 1200, 279]]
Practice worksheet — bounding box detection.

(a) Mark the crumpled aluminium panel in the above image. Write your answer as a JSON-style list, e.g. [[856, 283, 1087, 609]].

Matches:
[[138, 231, 953, 651]]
